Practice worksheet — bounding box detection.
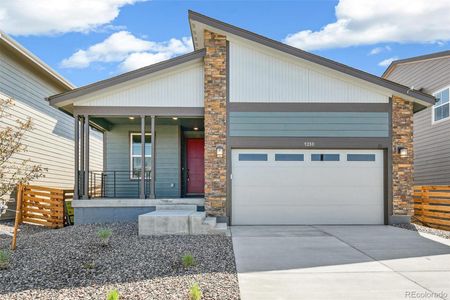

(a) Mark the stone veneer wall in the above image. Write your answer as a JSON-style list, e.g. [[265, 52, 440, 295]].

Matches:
[[392, 96, 414, 216], [203, 30, 227, 217]]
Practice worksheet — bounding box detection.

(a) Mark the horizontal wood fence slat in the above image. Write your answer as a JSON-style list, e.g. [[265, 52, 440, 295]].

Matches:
[[413, 186, 450, 231], [19, 184, 74, 229]]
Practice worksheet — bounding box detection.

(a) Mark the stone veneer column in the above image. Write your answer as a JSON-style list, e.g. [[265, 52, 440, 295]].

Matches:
[[203, 30, 227, 217], [392, 96, 414, 217]]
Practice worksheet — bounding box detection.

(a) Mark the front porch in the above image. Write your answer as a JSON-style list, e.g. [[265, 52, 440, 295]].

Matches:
[[75, 115, 205, 200]]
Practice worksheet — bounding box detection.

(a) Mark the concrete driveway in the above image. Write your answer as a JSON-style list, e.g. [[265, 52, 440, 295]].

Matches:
[[232, 226, 450, 300]]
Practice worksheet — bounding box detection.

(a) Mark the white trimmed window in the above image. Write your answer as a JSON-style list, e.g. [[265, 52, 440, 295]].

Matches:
[[130, 133, 151, 179], [433, 87, 450, 122]]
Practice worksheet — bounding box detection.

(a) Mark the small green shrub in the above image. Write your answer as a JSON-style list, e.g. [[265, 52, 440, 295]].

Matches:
[[97, 228, 112, 246], [83, 262, 95, 270], [106, 289, 119, 300], [189, 283, 202, 300], [0, 249, 11, 270], [181, 253, 196, 268]]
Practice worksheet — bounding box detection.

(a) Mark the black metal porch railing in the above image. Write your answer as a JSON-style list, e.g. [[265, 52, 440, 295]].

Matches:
[[86, 170, 151, 199]]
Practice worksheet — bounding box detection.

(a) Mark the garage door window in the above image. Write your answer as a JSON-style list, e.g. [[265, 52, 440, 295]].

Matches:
[[311, 154, 340, 161], [347, 154, 376, 161], [275, 154, 304, 161], [239, 154, 268, 161]]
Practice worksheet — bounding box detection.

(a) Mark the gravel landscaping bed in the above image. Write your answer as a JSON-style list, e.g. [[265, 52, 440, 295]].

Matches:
[[0, 221, 240, 300], [392, 223, 450, 240]]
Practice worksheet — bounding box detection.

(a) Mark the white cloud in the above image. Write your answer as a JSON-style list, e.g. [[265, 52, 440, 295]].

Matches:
[[61, 31, 193, 72], [378, 57, 398, 67], [368, 46, 391, 55], [284, 0, 450, 50], [119, 52, 172, 72], [0, 0, 144, 36]]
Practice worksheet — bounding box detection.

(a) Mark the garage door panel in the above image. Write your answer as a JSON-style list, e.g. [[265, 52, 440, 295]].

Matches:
[[233, 186, 382, 206], [234, 166, 382, 186], [232, 149, 384, 225], [233, 205, 384, 225]]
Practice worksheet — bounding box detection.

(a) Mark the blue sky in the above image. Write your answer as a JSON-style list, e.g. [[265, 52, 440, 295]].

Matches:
[[3, 0, 449, 87]]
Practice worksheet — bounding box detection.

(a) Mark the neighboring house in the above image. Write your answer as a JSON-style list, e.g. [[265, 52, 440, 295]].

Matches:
[[383, 51, 450, 185], [0, 31, 103, 219], [49, 11, 435, 226]]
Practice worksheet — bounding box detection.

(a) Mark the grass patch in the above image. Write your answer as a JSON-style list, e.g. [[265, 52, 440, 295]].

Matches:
[[107, 289, 119, 300], [189, 283, 202, 300], [0, 249, 11, 270], [181, 253, 196, 268], [97, 228, 112, 247]]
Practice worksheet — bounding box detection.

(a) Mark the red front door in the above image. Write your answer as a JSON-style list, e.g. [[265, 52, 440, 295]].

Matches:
[[186, 138, 205, 194]]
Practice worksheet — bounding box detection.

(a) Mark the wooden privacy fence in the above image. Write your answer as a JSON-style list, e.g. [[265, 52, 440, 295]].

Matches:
[[12, 184, 73, 249], [18, 184, 73, 228], [413, 186, 450, 230]]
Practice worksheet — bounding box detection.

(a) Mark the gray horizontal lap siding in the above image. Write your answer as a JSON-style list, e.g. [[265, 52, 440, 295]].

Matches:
[[155, 126, 181, 198], [0, 45, 103, 185], [413, 107, 450, 185], [105, 124, 180, 198], [229, 112, 389, 138], [387, 57, 450, 94]]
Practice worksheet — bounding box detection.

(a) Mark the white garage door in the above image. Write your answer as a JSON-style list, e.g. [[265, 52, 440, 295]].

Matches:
[[231, 149, 384, 225]]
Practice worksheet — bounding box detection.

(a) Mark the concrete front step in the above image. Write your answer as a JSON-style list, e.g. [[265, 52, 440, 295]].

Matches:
[[155, 204, 197, 211], [138, 210, 227, 236]]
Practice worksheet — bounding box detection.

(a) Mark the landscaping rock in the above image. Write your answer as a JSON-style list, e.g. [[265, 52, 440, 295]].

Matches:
[[392, 223, 450, 240], [0, 221, 240, 300]]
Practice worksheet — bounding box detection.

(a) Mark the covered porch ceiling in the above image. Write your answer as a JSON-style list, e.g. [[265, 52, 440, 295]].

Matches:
[[90, 116, 204, 132]]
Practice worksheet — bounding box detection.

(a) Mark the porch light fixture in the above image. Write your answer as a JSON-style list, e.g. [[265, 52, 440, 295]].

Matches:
[[396, 146, 408, 158], [216, 145, 224, 158], [193, 127, 199, 131], [128, 116, 135, 120], [172, 117, 178, 120]]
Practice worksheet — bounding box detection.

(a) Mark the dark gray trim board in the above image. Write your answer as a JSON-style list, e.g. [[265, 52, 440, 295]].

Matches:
[[73, 106, 204, 117], [229, 102, 390, 112], [225, 40, 232, 225], [229, 137, 390, 149], [387, 98, 393, 218], [48, 49, 206, 105], [188, 10, 435, 106], [384, 149, 389, 225]]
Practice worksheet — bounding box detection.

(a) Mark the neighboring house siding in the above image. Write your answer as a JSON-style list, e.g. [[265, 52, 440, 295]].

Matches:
[[229, 112, 389, 137], [229, 40, 389, 103], [387, 57, 450, 94], [413, 107, 450, 185], [385, 56, 450, 185], [0, 44, 103, 189], [105, 124, 180, 198], [74, 62, 204, 107]]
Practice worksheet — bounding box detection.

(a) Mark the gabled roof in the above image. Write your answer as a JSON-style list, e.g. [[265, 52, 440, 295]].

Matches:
[[48, 49, 206, 106], [0, 31, 74, 90], [382, 50, 450, 78], [188, 10, 435, 107]]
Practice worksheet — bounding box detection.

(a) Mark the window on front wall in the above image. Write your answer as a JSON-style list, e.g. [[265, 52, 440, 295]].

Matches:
[[434, 88, 450, 122], [130, 133, 151, 179]]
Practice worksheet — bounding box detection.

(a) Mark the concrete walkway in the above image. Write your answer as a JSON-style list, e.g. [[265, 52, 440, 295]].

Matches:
[[232, 226, 450, 300]]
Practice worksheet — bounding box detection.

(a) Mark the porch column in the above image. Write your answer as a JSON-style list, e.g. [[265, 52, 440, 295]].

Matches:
[[140, 115, 146, 199], [83, 115, 90, 199], [150, 115, 156, 199], [80, 116, 85, 198], [74, 115, 79, 200]]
